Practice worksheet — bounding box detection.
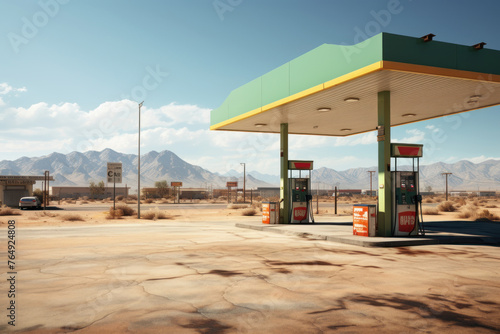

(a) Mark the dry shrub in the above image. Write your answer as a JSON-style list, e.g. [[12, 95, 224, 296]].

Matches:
[[485, 205, 498, 208], [79, 201, 89, 205], [116, 195, 124, 201], [38, 211, 58, 218], [453, 198, 467, 207], [115, 204, 136, 216], [141, 207, 172, 220], [63, 199, 76, 204], [457, 205, 478, 219], [423, 198, 434, 204], [476, 209, 500, 221], [241, 208, 257, 216], [60, 214, 85, 221], [0, 206, 21, 216], [106, 208, 123, 219], [227, 204, 250, 209], [422, 207, 439, 215], [437, 201, 456, 212], [144, 199, 154, 204]]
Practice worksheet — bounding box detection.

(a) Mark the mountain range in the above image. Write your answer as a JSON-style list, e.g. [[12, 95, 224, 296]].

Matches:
[[1, 149, 499, 192]]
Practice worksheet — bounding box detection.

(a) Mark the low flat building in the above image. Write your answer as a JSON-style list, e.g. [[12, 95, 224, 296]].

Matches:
[[52, 186, 129, 199], [0, 175, 54, 206]]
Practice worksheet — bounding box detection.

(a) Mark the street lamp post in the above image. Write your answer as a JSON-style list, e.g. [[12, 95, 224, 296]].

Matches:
[[368, 171, 376, 197], [442, 172, 452, 201], [138, 101, 144, 218], [240, 163, 246, 203]]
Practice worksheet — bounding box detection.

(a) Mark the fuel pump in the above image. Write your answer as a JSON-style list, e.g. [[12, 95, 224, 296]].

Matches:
[[390, 144, 424, 236], [288, 160, 314, 223]]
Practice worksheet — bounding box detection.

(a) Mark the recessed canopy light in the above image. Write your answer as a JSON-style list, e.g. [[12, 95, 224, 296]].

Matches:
[[317, 107, 331, 112], [340, 128, 352, 132], [313, 125, 319, 129], [469, 94, 482, 101], [344, 97, 360, 102], [254, 123, 267, 128], [402, 113, 417, 118]]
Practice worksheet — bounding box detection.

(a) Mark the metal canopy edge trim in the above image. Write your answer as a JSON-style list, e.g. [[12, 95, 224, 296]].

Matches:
[[210, 61, 384, 131], [210, 60, 500, 133]]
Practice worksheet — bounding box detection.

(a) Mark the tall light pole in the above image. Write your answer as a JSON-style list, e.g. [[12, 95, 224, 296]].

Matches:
[[138, 101, 144, 218], [442, 172, 452, 201], [240, 162, 246, 203], [367, 171, 376, 197]]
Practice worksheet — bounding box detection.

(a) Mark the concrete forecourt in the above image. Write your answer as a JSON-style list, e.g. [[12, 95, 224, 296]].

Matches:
[[1, 204, 499, 333]]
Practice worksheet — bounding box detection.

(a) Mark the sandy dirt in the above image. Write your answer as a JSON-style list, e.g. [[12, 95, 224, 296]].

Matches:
[[0, 197, 499, 333]]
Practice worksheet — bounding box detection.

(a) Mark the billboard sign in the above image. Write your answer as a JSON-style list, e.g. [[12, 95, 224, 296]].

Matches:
[[107, 162, 122, 183]]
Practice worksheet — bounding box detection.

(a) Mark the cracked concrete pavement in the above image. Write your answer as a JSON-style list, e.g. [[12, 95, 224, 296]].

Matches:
[[1, 221, 500, 333]]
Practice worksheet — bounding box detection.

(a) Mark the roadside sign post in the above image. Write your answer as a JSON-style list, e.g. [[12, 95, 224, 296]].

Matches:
[[107, 162, 122, 210], [226, 181, 238, 203], [171, 182, 183, 204]]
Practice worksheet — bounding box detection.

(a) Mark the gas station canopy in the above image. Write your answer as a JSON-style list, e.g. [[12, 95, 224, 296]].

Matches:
[[211, 33, 500, 136]]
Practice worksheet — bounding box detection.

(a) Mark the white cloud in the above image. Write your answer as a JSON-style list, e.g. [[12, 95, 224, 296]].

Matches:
[[0, 83, 27, 95], [393, 129, 425, 143], [289, 135, 328, 149], [425, 125, 440, 133], [0, 97, 4, 107], [465, 155, 500, 164], [334, 132, 376, 147]]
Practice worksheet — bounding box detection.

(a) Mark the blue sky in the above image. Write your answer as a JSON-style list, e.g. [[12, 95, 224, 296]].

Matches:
[[1, 0, 499, 175]]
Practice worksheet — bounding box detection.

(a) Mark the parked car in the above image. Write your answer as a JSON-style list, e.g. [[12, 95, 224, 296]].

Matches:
[[19, 196, 42, 210]]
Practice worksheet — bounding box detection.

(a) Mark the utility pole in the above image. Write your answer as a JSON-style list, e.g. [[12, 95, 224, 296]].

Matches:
[[442, 172, 452, 201], [138, 101, 144, 219], [240, 162, 246, 203], [367, 171, 376, 197]]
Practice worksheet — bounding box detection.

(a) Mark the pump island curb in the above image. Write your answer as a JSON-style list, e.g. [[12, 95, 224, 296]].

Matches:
[[210, 32, 500, 236]]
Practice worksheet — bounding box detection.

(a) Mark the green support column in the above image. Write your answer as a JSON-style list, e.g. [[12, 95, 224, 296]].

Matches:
[[377, 91, 392, 236], [280, 123, 289, 224]]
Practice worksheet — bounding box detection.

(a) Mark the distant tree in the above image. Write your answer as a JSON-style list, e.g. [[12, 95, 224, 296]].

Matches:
[[33, 188, 44, 203], [425, 185, 433, 193], [89, 181, 105, 199], [155, 180, 169, 198]]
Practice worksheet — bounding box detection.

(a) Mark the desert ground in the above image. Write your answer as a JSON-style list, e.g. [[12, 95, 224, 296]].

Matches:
[[1, 195, 499, 333]]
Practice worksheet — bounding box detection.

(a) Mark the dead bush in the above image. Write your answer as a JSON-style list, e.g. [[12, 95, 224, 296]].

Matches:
[[241, 208, 257, 216], [453, 198, 467, 207], [437, 201, 456, 212], [144, 198, 154, 204], [115, 204, 136, 216], [60, 214, 85, 222], [141, 207, 172, 221], [457, 205, 478, 219], [38, 211, 58, 218], [106, 208, 123, 219], [227, 204, 250, 209], [476, 209, 500, 222], [422, 207, 439, 215], [423, 198, 434, 204], [0, 206, 21, 216], [79, 201, 89, 205], [116, 195, 124, 201]]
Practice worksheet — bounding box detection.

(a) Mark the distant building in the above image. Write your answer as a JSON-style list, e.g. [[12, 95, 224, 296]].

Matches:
[[0, 175, 54, 206], [180, 188, 208, 200], [257, 187, 280, 198], [52, 186, 129, 199], [477, 191, 496, 197]]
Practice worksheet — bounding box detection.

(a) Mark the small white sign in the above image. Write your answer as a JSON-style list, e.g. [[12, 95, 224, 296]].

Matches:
[[107, 162, 122, 183]]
